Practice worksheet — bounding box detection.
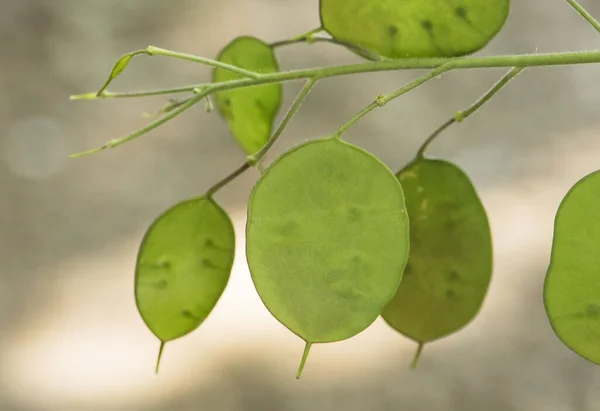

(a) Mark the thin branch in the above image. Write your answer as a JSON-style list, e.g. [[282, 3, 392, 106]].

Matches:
[[455, 66, 524, 121], [416, 66, 525, 158], [94, 45, 258, 96], [75, 50, 600, 103], [206, 78, 319, 196], [70, 85, 199, 100], [69, 90, 208, 158], [566, 0, 600, 34], [251, 78, 318, 162], [70, 50, 600, 158], [204, 162, 251, 197], [271, 27, 324, 46], [415, 118, 456, 159], [146, 46, 260, 79], [335, 64, 453, 137]]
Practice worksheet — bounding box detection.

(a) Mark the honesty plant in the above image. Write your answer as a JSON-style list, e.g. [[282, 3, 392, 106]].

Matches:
[[70, 0, 600, 378]]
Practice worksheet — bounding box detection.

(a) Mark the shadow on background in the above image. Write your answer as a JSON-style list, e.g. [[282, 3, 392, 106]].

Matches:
[[2, 0, 600, 410]]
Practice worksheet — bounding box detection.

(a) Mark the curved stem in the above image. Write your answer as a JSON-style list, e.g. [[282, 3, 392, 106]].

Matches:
[[206, 78, 318, 196], [416, 119, 456, 159], [416, 66, 524, 158], [146, 46, 259, 79], [250, 78, 318, 163], [566, 0, 600, 33], [205, 162, 251, 197], [94, 45, 259, 96]]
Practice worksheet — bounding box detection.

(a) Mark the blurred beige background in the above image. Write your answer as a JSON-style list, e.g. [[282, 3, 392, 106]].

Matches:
[[2, 0, 600, 410]]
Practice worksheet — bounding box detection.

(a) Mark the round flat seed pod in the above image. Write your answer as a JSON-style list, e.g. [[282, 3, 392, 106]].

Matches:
[[213, 36, 282, 155], [544, 170, 600, 365], [246, 137, 410, 376], [381, 158, 492, 364], [320, 0, 510, 58], [135, 196, 235, 369]]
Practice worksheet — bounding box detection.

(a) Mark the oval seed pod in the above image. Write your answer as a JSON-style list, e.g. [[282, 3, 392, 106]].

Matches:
[[381, 158, 492, 366], [213, 36, 282, 155], [544, 170, 600, 365], [246, 137, 410, 378], [135, 196, 235, 371], [320, 0, 510, 59]]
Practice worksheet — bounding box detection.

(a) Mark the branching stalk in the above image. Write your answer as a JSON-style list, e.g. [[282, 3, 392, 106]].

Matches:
[[335, 64, 453, 137], [70, 86, 199, 100], [69, 90, 208, 158], [75, 50, 600, 104], [145, 46, 260, 79], [94, 45, 259, 96], [206, 78, 319, 196]]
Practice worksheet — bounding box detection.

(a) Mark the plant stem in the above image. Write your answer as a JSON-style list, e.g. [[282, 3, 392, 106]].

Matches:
[[71, 50, 600, 157], [335, 64, 452, 137], [271, 36, 383, 61], [566, 0, 600, 34], [205, 162, 252, 197], [92, 45, 259, 96], [75, 50, 600, 103], [146, 46, 260, 79], [411, 342, 425, 369], [205, 78, 318, 196], [415, 119, 456, 159], [416, 66, 524, 157], [251, 78, 318, 163], [70, 86, 199, 100], [456, 66, 524, 121], [69, 90, 207, 158]]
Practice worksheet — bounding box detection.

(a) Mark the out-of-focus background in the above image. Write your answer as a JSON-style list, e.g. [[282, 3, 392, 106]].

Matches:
[[2, 0, 600, 410]]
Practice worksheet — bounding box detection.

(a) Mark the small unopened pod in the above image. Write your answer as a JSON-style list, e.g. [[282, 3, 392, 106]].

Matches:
[[381, 158, 492, 366], [213, 36, 282, 155], [320, 0, 510, 59], [246, 137, 410, 378], [135, 196, 235, 371], [544, 170, 600, 365]]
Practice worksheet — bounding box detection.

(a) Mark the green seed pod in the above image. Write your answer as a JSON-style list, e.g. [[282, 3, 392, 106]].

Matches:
[[246, 137, 410, 378], [213, 36, 282, 155], [545, 170, 600, 365], [320, 0, 510, 59], [135, 196, 235, 371], [381, 158, 492, 366]]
